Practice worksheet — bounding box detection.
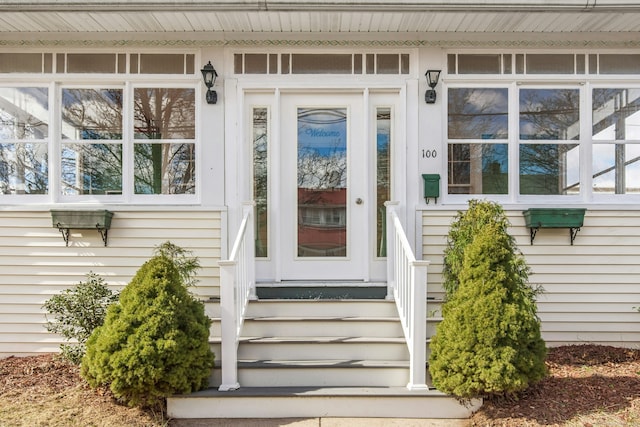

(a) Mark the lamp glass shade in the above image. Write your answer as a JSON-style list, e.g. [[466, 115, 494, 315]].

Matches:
[[425, 69, 441, 89], [201, 61, 218, 89]]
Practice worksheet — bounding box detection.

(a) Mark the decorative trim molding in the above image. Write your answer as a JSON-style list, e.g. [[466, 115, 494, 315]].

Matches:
[[2, 37, 640, 49]]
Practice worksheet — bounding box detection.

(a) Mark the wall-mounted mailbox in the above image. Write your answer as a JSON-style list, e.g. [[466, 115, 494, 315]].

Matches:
[[422, 174, 440, 204], [523, 208, 586, 245], [51, 210, 114, 247]]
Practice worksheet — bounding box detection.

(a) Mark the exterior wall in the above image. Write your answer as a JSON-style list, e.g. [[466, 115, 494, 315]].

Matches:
[[421, 208, 640, 348], [0, 208, 223, 357]]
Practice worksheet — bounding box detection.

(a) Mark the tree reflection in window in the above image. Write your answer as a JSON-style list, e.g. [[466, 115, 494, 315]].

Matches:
[[519, 88, 580, 195], [0, 87, 49, 195], [61, 88, 123, 195], [133, 88, 195, 194]]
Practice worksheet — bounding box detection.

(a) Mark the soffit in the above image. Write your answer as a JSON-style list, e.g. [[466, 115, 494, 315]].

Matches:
[[1, 1, 640, 47]]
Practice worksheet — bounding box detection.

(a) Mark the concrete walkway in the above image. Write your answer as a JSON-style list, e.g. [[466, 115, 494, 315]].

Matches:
[[171, 418, 468, 427]]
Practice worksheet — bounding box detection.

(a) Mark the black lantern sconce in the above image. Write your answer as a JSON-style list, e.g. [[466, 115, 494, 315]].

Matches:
[[424, 69, 441, 104], [201, 61, 218, 104]]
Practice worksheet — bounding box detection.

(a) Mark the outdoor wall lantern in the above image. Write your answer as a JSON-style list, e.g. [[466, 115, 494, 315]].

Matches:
[[424, 69, 441, 104], [201, 61, 218, 104]]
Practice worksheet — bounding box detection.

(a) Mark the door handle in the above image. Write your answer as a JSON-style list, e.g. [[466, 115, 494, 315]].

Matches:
[[355, 198, 363, 205]]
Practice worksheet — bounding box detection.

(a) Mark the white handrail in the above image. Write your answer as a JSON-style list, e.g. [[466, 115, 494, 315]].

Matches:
[[385, 201, 429, 390], [218, 202, 256, 391]]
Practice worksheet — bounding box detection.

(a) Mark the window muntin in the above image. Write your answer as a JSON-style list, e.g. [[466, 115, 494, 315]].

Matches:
[[0, 87, 49, 195], [133, 88, 195, 195]]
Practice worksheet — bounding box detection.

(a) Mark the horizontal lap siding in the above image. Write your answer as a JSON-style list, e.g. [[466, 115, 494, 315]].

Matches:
[[0, 210, 223, 357], [422, 209, 640, 348]]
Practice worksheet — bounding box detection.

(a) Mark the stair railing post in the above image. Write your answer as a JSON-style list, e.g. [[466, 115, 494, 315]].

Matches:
[[407, 260, 429, 390], [218, 259, 240, 391]]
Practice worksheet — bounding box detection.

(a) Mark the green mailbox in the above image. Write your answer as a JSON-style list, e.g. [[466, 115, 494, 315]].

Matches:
[[422, 174, 440, 204]]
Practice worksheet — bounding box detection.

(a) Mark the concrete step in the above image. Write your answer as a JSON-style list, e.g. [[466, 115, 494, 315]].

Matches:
[[168, 386, 482, 419]]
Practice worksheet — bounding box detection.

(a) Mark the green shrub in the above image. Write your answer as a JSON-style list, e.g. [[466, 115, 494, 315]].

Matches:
[[153, 241, 201, 288], [81, 255, 214, 407], [442, 199, 527, 299], [43, 273, 118, 364], [429, 221, 547, 398]]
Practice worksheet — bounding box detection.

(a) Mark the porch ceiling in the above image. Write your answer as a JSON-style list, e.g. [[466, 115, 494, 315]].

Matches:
[[1, 1, 639, 46]]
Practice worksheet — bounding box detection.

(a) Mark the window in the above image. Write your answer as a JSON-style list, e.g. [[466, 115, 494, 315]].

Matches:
[[133, 88, 196, 195], [61, 88, 123, 196], [447, 85, 581, 198], [234, 53, 410, 75], [447, 87, 509, 195], [0, 84, 197, 202], [519, 88, 580, 195], [253, 107, 269, 257], [592, 88, 640, 194], [0, 87, 49, 195]]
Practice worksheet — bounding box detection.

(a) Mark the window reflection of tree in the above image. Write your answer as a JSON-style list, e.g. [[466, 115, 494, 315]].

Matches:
[[133, 88, 195, 194], [253, 108, 268, 257], [60, 88, 123, 195], [447, 88, 508, 194], [0, 88, 49, 194], [519, 89, 580, 195]]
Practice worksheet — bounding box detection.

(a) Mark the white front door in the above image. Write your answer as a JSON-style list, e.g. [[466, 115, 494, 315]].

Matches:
[[247, 89, 399, 283], [280, 92, 366, 280]]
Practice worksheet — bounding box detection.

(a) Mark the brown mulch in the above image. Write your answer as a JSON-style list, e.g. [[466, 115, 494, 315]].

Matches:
[[469, 344, 640, 426], [0, 354, 164, 427], [1, 345, 639, 426]]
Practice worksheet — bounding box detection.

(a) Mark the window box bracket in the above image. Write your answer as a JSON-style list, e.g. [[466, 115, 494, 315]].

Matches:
[[51, 210, 114, 247]]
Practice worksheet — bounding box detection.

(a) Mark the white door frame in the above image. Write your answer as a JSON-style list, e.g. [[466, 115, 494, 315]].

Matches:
[[230, 82, 408, 283]]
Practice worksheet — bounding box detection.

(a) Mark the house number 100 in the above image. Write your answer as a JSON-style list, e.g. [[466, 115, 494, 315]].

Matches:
[[422, 149, 437, 158]]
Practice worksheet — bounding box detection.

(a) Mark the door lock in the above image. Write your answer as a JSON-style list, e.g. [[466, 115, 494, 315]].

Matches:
[[355, 198, 363, 205]]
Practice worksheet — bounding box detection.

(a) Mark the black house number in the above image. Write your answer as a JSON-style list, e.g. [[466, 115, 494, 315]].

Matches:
[[422, 149, 437, 158]]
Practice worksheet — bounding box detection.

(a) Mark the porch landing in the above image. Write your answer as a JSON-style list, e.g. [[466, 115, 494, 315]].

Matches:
[[167, 386, 481, 419]]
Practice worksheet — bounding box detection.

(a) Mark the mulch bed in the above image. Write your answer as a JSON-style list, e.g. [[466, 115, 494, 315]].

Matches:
[[1, 345, 639, 426], [470, 344, 640, 426]]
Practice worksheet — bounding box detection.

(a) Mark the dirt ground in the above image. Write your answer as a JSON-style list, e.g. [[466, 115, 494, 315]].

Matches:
[[1, 344, 639, 427]]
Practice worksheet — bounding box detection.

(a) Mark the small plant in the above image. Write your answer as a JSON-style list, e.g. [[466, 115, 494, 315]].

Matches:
[[43, 273, 118, 364], [153, 241, 201, 287], [81, 254, 214, 407], [430, 213, 547, 399]]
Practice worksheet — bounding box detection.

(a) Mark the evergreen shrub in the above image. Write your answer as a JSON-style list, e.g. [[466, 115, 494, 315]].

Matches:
[[442, 199, 526, 299], [430, 202, 547, 398], [81, 255, 214, 406], [43, 273, 118, 364]]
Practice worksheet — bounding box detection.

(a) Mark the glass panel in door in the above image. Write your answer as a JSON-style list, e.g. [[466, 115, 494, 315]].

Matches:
[[297, 108, 347, 257]]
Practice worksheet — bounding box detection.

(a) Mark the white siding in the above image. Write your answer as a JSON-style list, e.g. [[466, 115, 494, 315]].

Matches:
[[422, 209, 640, 348], [0, 209, 222, 357]]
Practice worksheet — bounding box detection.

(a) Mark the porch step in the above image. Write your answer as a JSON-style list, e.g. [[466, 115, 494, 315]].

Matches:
[[167, 386, 482, 419]]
